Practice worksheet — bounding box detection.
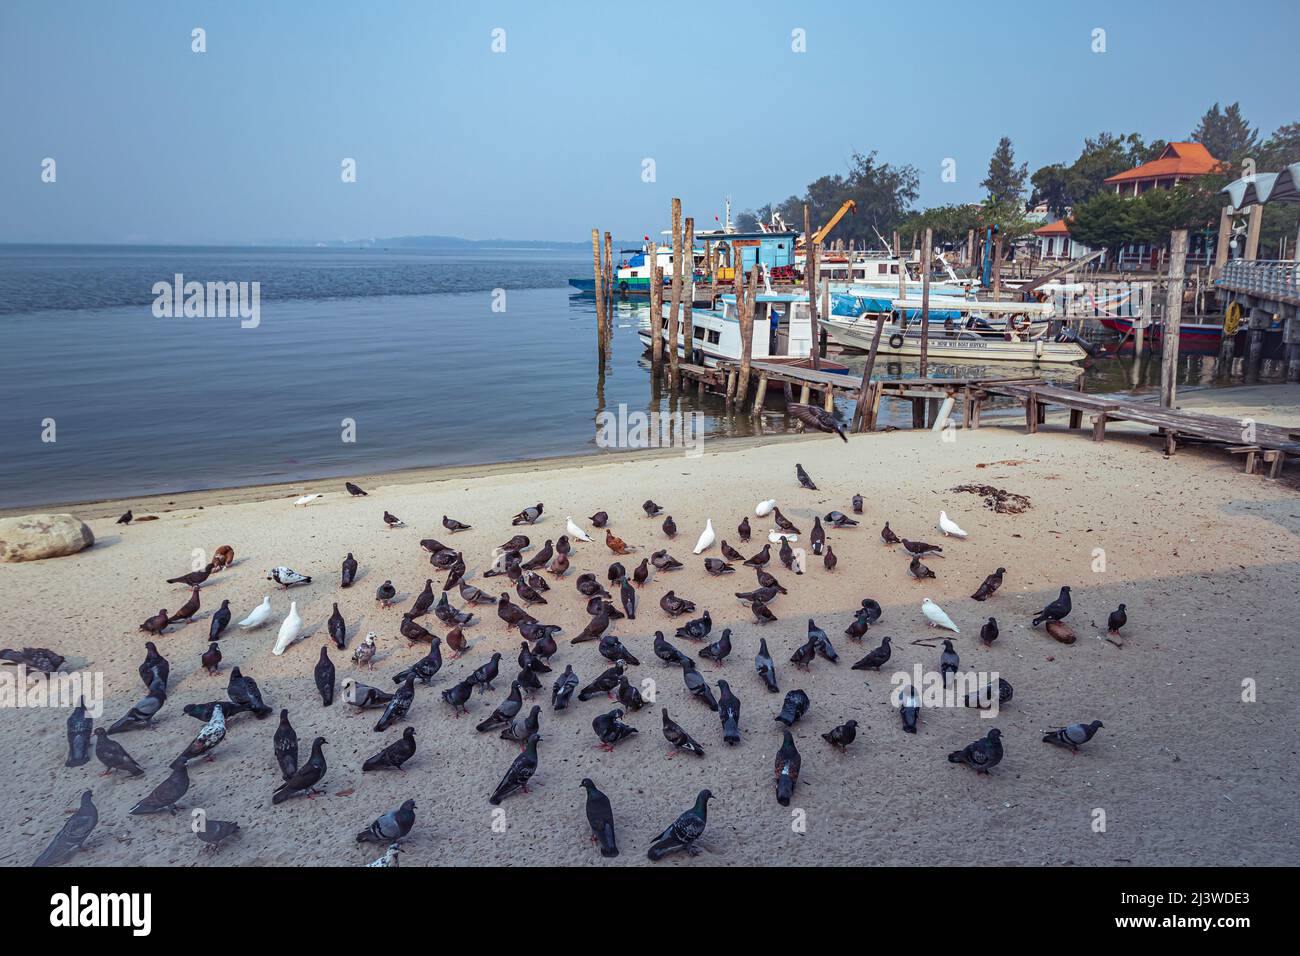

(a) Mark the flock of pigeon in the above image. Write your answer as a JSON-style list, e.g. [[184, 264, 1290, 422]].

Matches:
[[21, 404, 1123, 866]]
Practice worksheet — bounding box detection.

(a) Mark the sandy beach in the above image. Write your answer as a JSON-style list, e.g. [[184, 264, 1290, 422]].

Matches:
[[4, 412, 1299, 867]]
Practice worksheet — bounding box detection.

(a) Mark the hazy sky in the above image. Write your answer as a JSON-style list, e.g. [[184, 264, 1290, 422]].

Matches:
[[2, 0, 1296, 244]]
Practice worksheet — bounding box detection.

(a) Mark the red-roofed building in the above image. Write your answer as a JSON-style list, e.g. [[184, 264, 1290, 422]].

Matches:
[[1031, 218, 1089, 261], [1104, 142, 1221, 196]]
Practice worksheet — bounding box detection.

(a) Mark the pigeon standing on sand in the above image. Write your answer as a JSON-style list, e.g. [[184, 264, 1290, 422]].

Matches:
[[1043, 720, 1104, 752], [851, 635, 892, 671], [443, 515, 471, 533], [375, 581, 397, 608], [169, 587, 201, 623], [489, 733, 540, 804], [1107, 605, 1127, 636], [692, 519, 715, 555], [939, 639, 960, 687], [32, 791, 98, 866], [661, 708, 705, 756], [795, 463, 817, 490], [476, 681, 523, 733], [139, 609, 170, 635], [899, 684, 921, 733], [682, 660, 718, 710], [717, 679, 741, 744], [737, 517, 751, 542], [351, 632, 377, 670], [1032, 587, 1072, 627], [315, 646, 336, 705], [166, 563, 215, 588], [178, 704, 226, 762], [272, 601, 303, 656], [922, 598, 959, 632], [117, 510, 133, 525], [357, 798, 417, 843], [273, 736, 327, 803], [512, 503, 544, 525], [593, 708, 638, 750], [699, 628, 732, 665], [327, 603, 347, 650], [129, 759, 190, 814], [201, 642, 222, 675], [971, 568, 1006, 601], [809, 517, 825, 556], [880, 521, 900, 545], [363, 727, 418, 772], [268, 567, 312, 588], [774, 730, 801, 806], [754, 638, 779, 692], [643, 499, 664, 517], [393, 639, 442, 685], [237, 596, 272, 629], [89, 727, 142, 777], [345, 481, 367, 496], [107, 680, 167, 734], [581, 779, 619, 857], [210, 600, 231, 640], [822, 719, 858, 750], [227, 666, 272, 717], [909, 556, 936, 580], [647, 790, 713, 860], [938, 511, 968, 538], [375, 676, 415, 732], [551, 665, 579, 710], [980, 618, 999, 646], [341, 552, 358, 588], [823, 545, 837, 573], [775, 689, 810, 726], [566, 517, 593, 542], [852, 494, 863, 514], [274, 710, 298, 779], [948, 728, 1004, 773]]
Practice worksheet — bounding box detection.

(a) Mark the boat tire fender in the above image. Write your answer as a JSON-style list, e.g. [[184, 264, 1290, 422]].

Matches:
[[888, 333, 905, 350]]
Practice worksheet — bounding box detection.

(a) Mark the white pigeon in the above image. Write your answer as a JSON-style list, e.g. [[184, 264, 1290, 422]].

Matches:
[[565, 517, 593, 543], [921, 597, 959, 633], [237, 596, 272, 629], [692, 519, 715, 555], [293, 493, 323, 507], [768, 530, 798, 544], [272, 601, 303, 655], [366, 843, 401, 867], [791, 548, 807, 575], [938, 511, 968, 538], [755, 499, 777, 517]]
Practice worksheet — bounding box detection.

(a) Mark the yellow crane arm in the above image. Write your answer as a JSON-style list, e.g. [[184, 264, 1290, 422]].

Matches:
[[811, 199, 857, 245]]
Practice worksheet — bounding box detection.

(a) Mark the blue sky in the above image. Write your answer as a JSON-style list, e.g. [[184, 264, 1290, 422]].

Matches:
[[1, 0, 1296, 244]]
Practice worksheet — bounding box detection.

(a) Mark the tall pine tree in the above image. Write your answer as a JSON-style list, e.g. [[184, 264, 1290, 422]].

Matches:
[[982, 137, 1027, 205], [1190, 102, 1258, 165]]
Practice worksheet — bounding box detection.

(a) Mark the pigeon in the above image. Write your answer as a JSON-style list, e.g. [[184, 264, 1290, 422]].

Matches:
[[227, 666, 272, 717], [822, 719, 858, 750], [178, 704, 226, 762], [755, 568, 788, 593], [774, 730, 801, 805], [899, 684, 921, 733], [445, 625, 470, 658], [809, 517, 825, 556], [722, 540, 746, 562], [575, 573, 608, 599], [578, 662, 626, 701], [422, 537, 453, 555], [468, 652, 503, 693], [823, 546, 837, 573], [682, 660, 718, 710], [375, 676, 415, 732], [588, 511, 609, 528], [717, 679, 741, 744], [345, 481, 367, 496], [409, 579, 436, 617], [662, 515, 677, 538], [138, 609, 170, 635], [521, 620, 561, 646], [844, 610, 871, 641], [209, 545, 238, 571], [614, 675, 645, 711], [964, 677, 1014, 709], [237, 596, 273, 629], [383, 511, 405, 529], [92, 729, 144, 777], [737, 517, 751, 542], [498, 594, 535, 632], [772, 508, 801, 534], [293, 494, 323, 506], [107, 681, 167, 734], [169, 587, 201, 623], [274, 736, 328, 803], [791, 546, 806, 576], [790, 635, 817, 669], [551, 665, 579, 710], [880, 522, 900, 545], [642, 499, 663, 517], [675, 609, 711, 640], [651, 550, 683, 572], [1032, 587, 1072, 627], [308, 645, 336, 705], [201, 642, 222, 675], [754, 638, 779, 692], [939, 639, 960, 687], [852, 494, 864, 514], [515, 576, 548, 606], [1043, 720, 1104, 752], [788, 402, 847, 441], [117, 510, 133, 524], [324, 603, 348, 650], [809, 620, 838, 662], [1107, 605, 1127, 636], [948, 728, 1004, 773], [64, 697, 92, 767], [980, 618, 999, 646], [566, 517, 593, 543], [593, 708, 638, 750], [699, 628, 732, 665], [750, 599, 778, 625], [938, 511, 968, 538], [605, 530, 635, 554], [351, 632, 377, 670], [33, 791, 98, 866], [343, 678, 394, 711], [512, 503, 544, 525], [692, 519, 715, 555], [779, 537, 795, 570], [909, 556, 936, 580], [138, 642, 169, 690], [272, 601, 303, 656], [647, 790, 713, 860], [922, 598, 959, 632], [744, 544, 771, 569], [129, 759, 190, 814], [268, 567, 311, 588], [573, 608, 611, 644], [598, 634, 640, 666], [852, 636, 892, 671], [703, 558, 734, 577], [393, 639, 442, 686], [363, 727, 417, 771], [661, 591, 696, 619], [580, 778, 619, 857], [440, 680, 475, 715], [375, 581, 397, 608], [430, 548, 462, 571], [167, 563, 215, 587], [357, 798, 417, 843], [274, 710, 298, 779], [660, 707, 705, 756], [654, 631, 692, 667], [859, 598, 883, 623], [209, 600, 232, 640], [476, 681, 523, 732], [442, 515, 471, 533], [734, 586, 780, 606], [500, 703, 542, 745], [194, 819, 242, 852], [901, 539, 942, 558], [489, 733, 540, 804], [971, 568, 1006, 601], [522, 540, 554, 571], [795, 463, 817, 490]]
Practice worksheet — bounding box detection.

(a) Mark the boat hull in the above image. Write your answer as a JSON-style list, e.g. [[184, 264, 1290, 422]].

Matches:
[[1099, 317, 1222, 345], [636, 331, 850, 373], [823, 317, 1087, 364]]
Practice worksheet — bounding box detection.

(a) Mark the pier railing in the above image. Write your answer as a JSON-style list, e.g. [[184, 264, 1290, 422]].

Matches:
[[1219, 259, 1300, 305]]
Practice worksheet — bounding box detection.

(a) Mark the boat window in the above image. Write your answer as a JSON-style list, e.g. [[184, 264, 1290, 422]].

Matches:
[[707, 329, 720, 344], [694, 326, 705, 340]]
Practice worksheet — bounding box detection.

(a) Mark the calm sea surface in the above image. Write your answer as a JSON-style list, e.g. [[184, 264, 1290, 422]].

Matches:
[[0, 244, 1263, 509]]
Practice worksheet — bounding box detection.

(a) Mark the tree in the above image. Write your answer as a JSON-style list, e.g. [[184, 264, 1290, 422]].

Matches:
[[1068, 190, 1137, 260], [1030, 164, 1070, 216], [982, 137, 1027, 205], [1190, 102, 1258, 165]]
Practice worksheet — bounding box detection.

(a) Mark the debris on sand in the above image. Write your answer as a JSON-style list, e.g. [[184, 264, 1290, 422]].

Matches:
[[950, 484, 1031, 514]]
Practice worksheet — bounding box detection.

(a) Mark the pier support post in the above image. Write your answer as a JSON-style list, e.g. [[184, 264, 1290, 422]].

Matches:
[[805, 204, 820, 370], [650, 254, 664, 367], [592, 229, 606, 354], [682, 217, 695, 367], [735, 266, 758, 406], [667, 198, 683, 384], [1159, 229, 1188, 408], [751, 374, 769, 415], [919, 227, 933, 378], [798, 384, 810, 405]]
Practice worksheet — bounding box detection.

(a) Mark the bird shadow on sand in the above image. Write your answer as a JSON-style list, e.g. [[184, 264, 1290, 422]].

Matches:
[[347, 568, 371, 588]]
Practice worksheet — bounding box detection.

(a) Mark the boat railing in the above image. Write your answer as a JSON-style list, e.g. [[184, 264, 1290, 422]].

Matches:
[[1219, 259, 1300, 306]]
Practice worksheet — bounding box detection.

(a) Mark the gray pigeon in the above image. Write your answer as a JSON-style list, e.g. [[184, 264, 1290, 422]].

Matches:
[[65, 697, 92, 767], [129, 759, 190, 814], [947, 728, 1004, 773], [195, 819, 241, 851], [32, 790, 98, 866], [647, 789, 712, 860], [107, 680, 167, 734], [1042, 720, 1104, 752], [93, 728, 144, 776], [356, 798, 417, 843]]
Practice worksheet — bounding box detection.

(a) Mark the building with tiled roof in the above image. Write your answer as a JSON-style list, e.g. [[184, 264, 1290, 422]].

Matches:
[[1104, 142, 1221, 196]]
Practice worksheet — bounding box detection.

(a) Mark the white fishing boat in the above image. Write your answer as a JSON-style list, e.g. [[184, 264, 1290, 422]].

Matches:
[[823, 308, 1088, 364], [638, 292, 851, 372]]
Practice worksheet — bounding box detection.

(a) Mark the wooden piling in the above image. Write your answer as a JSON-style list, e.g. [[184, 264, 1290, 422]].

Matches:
[[592, 229, 606, 352], [736, 265, 758, 407], [667, 198, 683, 383], [805, 205, 820, 370], [991, 233, 1003, 299], [682, 217, 695, 366], [649, 243, 664, 367], [1160, 229, 1189, 408], [966, 228, 975, 268], [893, 231, 906, 301], [1212, 205, 1232, 280], [850, 307, 887, 433], [1244, 204, 1263, 261], [919, 227, 932, 378]]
